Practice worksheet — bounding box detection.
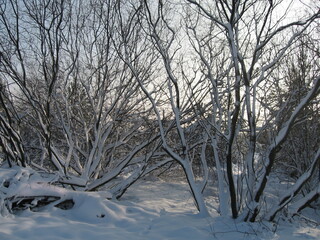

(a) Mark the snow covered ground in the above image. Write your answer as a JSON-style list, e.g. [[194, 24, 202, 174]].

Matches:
[[0, 168, 319, 240]]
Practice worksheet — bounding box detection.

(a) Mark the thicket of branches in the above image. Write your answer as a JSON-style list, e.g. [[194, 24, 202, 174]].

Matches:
[[0, 0, 319, 222]]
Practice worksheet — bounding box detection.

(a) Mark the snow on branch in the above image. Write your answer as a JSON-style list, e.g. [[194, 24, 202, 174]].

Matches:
[[266, 148, 320, 221]]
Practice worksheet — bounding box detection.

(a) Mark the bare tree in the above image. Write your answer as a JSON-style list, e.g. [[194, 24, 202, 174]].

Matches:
[[0, 80, 26, 167], [1, 0, 319, 222], [0, 0, 162, 197], [111, 0, 211, 215], [183, 0, 319, 221]]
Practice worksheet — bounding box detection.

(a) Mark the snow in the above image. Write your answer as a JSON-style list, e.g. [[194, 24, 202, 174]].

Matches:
[[0, 167, 319, 240]]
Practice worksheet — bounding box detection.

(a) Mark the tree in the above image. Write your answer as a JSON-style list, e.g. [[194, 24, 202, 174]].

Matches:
[[263, 34, 320, 221], [116, 0, 212, 215], [0, 79, 26, 167], [184, 0, 319, 221], [0, 0, 162, 197], [0, 0, 319, 222]]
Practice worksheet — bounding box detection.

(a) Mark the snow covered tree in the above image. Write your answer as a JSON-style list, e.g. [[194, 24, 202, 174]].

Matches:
[[263, 33, 320, 221], [0, 0, 161, 196], [0, 79, 26, 167], [115, 0, 211, 215], [0, 0, 319, 223], [183, 0, 320, 221]]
